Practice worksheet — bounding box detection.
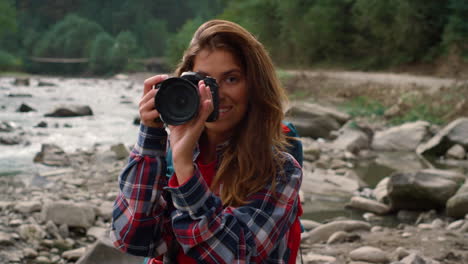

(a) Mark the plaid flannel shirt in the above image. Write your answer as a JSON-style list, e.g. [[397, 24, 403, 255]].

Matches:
[[111, 125, 302, 263]]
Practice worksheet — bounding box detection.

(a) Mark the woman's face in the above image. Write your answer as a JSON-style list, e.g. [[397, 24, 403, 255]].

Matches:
[[193, 48, 248, 136]]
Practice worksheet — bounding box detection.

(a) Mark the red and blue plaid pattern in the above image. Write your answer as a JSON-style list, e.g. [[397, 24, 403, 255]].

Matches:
[[111, 125, 302, 263]]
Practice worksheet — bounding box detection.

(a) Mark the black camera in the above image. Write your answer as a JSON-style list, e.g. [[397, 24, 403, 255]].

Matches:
[[154, 72, 219, 125]]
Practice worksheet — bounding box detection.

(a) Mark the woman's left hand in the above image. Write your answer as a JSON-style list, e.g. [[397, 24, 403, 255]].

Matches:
[[169, 80, 213, 183]]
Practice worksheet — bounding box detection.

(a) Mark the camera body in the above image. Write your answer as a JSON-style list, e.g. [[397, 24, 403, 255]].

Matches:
[[154, 72, 219, 125]]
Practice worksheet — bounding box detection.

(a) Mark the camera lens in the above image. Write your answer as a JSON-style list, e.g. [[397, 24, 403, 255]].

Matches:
[[155, 78, 199, 125]]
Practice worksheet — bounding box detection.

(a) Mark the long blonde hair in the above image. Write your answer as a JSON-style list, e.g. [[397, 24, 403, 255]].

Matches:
[[175, 20, 289, 207]]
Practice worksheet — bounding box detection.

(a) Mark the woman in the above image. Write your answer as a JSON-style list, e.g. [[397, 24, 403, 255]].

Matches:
[[111, 20, 303, 263]]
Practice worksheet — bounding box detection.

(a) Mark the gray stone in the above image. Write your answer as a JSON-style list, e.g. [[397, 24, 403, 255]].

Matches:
[[76, 239, 146, 264], [302, 220, 370, 244], [446, 144, 466, 160], [373, 177, 390, 204], [417, 118, 468, 157], [400, 253, 426, 264], [110, 143, 130, 160], [14, 201, 42, 214], [394, 247, 410, 260], [446, 182, 468, 218], [23, 248, 38, 258], [300, 219, 321, 231], [348, 196, 390, 215], [87, 226, 108, 240], [33, 144, 71, 167], [41, 201, 96, 228], [349, 246, 389, 263], [0, 231, 14, 246], [62, 247, 87, 261], [387, 169, 464, 210], [13, 77, 30, 86], [17, 103, 36, 112], [326, 231, 348, 244], [96, 201, 113, 221], [18, 223, 46, 241], [332, 126, 370, 154], [372, 121, 430, 151], [446, 219, 465, 230], [303, 253, 337, 264], [45, 105, 93, 117]]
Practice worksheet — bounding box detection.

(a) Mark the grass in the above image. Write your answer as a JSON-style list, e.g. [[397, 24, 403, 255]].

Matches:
[[341, 96, 386, 118]]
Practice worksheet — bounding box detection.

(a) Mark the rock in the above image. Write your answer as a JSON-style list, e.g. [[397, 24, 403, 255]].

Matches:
[[286, 102, 349, 139], [7, 92, 33, 97], [387, 169, 465, 211], [397, 210, 420, 223], [447, 219, 465, 230], [14, 201, 42, 214], [114, 74, 128, 80], [23, 248, 38, 258], [394, 247, 410, 260], [33, 144, 71, 167], [133, 116, 141, 125], [13, 77, 30, 86], [415, 210, 438, 225], [347, 196, 390, 215], [35, 121, 48, 128], [45, 220, 62, 239], [446, 144, 466, 160], [332, 125, 370, 154], [18, 223, 47, 241], [349, 246, 389, 263], [76, 239, 146, 264], [41, 201, 96, 228], [431, 219, 445, 229], [302, 220, 370, 244], [446, 182, 468, 218], [374, 151, 427, 173], [400, 253, 426, 264], [302, 138, 321, 161], [44, 105, 93, 117], [0, 121, 16, 132], [300, 219, 321, 231], [110, 143, 130, 160], [373, 177, 390, 204], [0, 231, 14, 246], [417, 118, 468, 157], [0, 134, 24, 145], [372, 121, 430, 151], [303, 253, 337, 264], [62, 247, 87, 261], [37, 80, 56, 87], [326, 231, 348, 244], [17, 103, 36, 112], [86, 226, 108, 240]]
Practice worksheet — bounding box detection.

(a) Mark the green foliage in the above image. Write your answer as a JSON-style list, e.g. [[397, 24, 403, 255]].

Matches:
[[137, 19, 169, 57], [0, 0, 16, 37], [32, 14, 104, 73], [110, 31, 139, 72], [165, 17, 204, 69], [89, 32, 115, 74], [343, 96, 385, 118], [0, 50, 21, 71], [442, 0, 468, 58]]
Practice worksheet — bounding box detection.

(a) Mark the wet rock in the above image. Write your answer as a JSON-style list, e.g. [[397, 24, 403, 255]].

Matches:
[[349, 246, 389, 263], [75, 239, 146, 264], [35, 121, 48, 128], [33, 144, 71, 167], [417, 117, 468, 157], [387, 169, 464, 210], [44, 105, 93, 117], [301, 220, 370, 244], [41, 201, 96, 228], [13, 77, 30, 86], [133, 116, 140, 125], [446, 144, 466, 160], [17, 103, 36, 112], [347, 196, 390, 215], [446, 182, 468, 218], [372, 121, 430, 151]]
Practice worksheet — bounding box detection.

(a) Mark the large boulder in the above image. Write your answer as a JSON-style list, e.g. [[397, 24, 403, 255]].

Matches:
[[332, 125, 370, 154], [42, 201, 96, 228], [33, 144, 71, 166], [286, 102, 350, 139], [372, 121, 430, 151], [45, 105, 93, 117], [387, 169, 465, 210], [417, 118, 468, 157], [446, 182, 468, 218]]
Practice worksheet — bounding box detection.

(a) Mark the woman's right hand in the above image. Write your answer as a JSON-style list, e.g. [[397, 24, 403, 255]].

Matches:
[[139, 74, 169, 128]]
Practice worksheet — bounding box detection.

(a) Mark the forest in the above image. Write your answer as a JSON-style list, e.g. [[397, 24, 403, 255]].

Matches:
[[0, 0, 467, 75]]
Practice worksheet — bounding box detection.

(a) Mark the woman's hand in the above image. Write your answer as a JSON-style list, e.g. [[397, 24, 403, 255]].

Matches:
[[169, 80, 214, 183], [139, 75, 169, 128]]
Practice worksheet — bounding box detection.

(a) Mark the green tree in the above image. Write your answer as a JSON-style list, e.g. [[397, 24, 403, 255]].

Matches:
[[110, 31, 139, 72], [137, 19, 169, 57], [442, 0, 468, 58], [0, 0, 16, 37], [89, 32, 115, 74]]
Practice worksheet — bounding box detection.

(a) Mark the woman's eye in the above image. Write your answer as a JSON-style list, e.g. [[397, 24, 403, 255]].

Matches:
[[225, 76, 238, 84]]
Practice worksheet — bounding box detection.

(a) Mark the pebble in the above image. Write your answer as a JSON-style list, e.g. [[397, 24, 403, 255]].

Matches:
[[349, 246, 389, 263]]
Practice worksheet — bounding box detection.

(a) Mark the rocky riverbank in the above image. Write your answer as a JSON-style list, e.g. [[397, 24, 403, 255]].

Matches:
[[1, 74, 468, 263]]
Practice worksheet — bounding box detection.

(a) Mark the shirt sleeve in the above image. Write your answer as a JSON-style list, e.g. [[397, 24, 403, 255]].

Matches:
[[165, 153, 303, 263], [110, 124, 174, 257]]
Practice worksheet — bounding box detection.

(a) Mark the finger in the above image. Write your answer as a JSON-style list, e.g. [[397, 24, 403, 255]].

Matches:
[[139, 88, 157, 108], [143, 74, 168, 96]]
